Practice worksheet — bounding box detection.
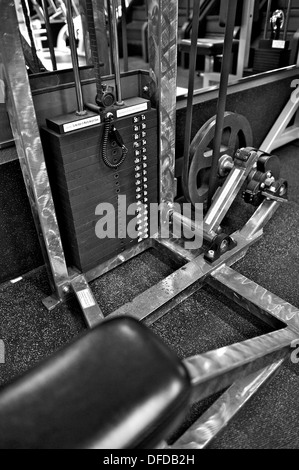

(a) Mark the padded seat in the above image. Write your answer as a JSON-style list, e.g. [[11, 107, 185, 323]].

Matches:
[[0, 317, 191, 449], [179, 37, 239, 59]]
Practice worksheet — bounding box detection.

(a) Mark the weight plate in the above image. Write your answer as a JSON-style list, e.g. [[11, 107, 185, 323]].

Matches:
[[184, 112, 253, 205]]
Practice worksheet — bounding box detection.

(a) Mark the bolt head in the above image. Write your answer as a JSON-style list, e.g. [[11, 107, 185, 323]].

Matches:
[[220, 239, 229, 253]]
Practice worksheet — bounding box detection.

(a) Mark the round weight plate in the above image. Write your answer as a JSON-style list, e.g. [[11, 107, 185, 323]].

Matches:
[[185, 112, 253, 205]]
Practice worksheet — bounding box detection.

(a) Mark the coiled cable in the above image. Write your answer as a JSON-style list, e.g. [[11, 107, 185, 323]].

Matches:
[[102, 113, 128, 169]]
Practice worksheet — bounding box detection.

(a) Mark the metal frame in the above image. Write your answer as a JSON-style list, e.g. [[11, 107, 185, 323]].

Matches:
[[189, 0, 255, 88], [0, 0, 104, 327], [261, 83, 299, 153], [0, 0, 298, 448]]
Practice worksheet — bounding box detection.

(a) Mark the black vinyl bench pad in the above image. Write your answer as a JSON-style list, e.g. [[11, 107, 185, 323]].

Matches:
[[0, 317, 191, 449]]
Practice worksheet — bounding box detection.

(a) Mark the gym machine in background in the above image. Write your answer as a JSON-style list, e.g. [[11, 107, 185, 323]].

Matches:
[[0, 0, 299, 449], [253, 0, 292, 73]]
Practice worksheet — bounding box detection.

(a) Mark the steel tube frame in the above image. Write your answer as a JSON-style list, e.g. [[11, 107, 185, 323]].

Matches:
[[0, 0, 104, 327], [168, 360, 284, 449], [0, 0, 68, 297], [147, 0, 178, 206]]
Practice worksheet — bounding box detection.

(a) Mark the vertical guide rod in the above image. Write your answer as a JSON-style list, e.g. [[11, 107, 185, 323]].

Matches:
[[108, 0, 124, 105], [182, 0, 202, 201], [85, 0, 103, 103], [41, 0, 57, 70], [207, 0, 238, 207], [121, 0, 128, 72], [283, 0, 292, 42], [65, 0, 86, 115], [264, 0, 272, 39], [107, 0, 115, 75]]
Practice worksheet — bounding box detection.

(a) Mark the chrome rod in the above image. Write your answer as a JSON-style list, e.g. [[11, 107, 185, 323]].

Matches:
[[108, 0, 124, 105], [264, 0, 272, 39], [283, 0, 292, 42], [65, 0, 86, 115], [121, 0, 128, 72]]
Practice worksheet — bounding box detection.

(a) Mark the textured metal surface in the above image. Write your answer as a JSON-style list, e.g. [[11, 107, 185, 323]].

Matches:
[[261, 90, 299, 154], [109, 230, 261, 322], [210, 265, 299, 334], [0, 1, 69, 295], [147, 0, 178, 205], [170, 359, 284, 449], [71, 274, 104, 327], [152, 236, 199, 263], [240, 199, 280, 240], [184, 327, 296, 404]]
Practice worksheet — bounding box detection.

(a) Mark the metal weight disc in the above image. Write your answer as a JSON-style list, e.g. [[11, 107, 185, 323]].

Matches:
[[186, 112, 253, 205]]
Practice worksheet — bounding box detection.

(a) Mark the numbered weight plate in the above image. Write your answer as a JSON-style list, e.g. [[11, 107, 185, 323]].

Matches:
[[185, 112, 253, 205]]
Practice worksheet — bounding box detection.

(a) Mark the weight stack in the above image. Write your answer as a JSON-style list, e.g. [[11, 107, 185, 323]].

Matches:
[[41, 99, 158, 273], [253, 39, 290, 74]]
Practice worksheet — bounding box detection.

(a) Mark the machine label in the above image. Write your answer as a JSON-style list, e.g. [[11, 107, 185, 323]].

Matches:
[[116, 102, 148, 118], [63, 115, 102, 133], [272, 40, 285, 49], [77, 289, 96, 309]]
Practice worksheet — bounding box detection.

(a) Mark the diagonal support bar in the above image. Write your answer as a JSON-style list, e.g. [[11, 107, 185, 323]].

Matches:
[[170, 359, 284, 449], [184, 328, 297, 405], [109, 230, 261, 322], [209, 264, 299, 335]]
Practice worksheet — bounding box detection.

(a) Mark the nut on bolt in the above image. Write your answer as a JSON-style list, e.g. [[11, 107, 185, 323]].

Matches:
[[207, 250, 215, 260], [220, 239, 229, 253]]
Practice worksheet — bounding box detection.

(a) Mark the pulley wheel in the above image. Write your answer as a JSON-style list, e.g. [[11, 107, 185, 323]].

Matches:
[[185, 112, 253, 205]]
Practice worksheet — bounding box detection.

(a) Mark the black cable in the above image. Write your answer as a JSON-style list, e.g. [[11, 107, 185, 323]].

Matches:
[[85, 0, 104, 104], [207, 0, 238, 208], [21, 0, 41, 72], [182, 0, 203, 202], [102, 114, 128, 169]]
